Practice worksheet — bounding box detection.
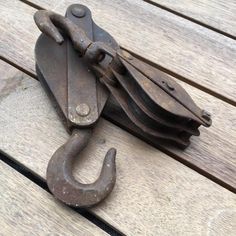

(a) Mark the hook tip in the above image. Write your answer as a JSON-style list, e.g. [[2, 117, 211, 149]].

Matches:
[[103, 148, 117, 173], [34, 10, 64, 45], [106, 147, 116, 159]]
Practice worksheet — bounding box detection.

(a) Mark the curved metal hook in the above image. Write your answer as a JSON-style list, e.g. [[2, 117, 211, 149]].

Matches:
[[34, 10, 92, 55], [34, 10, 115, 61], [47, 129, 116, 208]]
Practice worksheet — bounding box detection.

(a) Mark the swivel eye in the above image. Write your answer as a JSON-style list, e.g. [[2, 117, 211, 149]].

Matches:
[[47, 129, 116, 208]]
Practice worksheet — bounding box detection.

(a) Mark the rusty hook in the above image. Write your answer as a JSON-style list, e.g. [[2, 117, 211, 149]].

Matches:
[[35, 9, 117, 207], [47, 129, 116, 208], [35, 5, 212, 209], [34, 10, 115, 61], [34, 10, 92, 55]]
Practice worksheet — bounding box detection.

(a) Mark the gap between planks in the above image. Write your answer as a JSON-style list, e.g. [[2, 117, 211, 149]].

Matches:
[[3, 0, 236, 105], [1, 46, 236, 193], [0, 0, 236, 192], [143, 0, 236, 40], [0, 55, 36, 79], [1, 61, 236, 235], [0, 1, 234, 234], [0, 159, 109, 236], [19, 0, 236, 105], [0, 152, 123, 236], [20, 0, 236, 106], [20, 0, 44, 10], [125, 50, 236, 107], [1, 37, 236, 193]]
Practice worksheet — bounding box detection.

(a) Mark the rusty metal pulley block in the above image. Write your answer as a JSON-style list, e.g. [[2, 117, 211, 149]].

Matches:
[[34, 4, 212, 208]]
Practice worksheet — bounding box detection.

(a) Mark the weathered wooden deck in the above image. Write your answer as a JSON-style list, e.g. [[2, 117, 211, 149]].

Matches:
[[0, 0, 235, 235]]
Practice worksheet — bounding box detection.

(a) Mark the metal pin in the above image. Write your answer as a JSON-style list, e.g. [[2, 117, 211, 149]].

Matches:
[[71, 6, 86, 18], [76, 103, 90, 116]]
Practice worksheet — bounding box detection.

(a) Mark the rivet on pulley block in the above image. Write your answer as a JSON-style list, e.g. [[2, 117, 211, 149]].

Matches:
[[76, 103, 90, 117], [71, 6, 86, 18]]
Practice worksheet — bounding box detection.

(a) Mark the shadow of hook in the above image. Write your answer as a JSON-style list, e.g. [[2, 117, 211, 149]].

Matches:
[[47, 129, 116, 208]]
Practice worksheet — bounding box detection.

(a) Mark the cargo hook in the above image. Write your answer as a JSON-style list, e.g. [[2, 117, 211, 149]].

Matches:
[[34, 10, 115, 61], [47, 129, 116, 208]]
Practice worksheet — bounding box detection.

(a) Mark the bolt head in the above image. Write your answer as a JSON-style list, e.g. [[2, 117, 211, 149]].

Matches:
[[71, 6, 86, 18], [202, 110, 211, 121], [166, 82, 175, 91], [76, 103, 90, 117]]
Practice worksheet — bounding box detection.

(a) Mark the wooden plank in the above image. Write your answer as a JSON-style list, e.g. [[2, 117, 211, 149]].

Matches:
[[0, 160, 107, 236], [146, 0, 236, 39], [0, 0, 235, 191], [1, 0, 236, 104], [1, 60, 236, 235]]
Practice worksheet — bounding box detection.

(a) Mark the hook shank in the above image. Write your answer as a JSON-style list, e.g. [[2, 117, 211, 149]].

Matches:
[[34, 10, 116, 62], [34, 10, 92, 55], [47, 129, 116, 208]]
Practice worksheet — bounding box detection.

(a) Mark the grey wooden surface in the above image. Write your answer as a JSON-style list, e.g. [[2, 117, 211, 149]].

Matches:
[[0, 159, 107, 236], [0, 60, 236, 235], [147, 0, 236, 38], [0, 0, 236, 235], [0, 0, 235, 191], [1, 0, 236, 104]]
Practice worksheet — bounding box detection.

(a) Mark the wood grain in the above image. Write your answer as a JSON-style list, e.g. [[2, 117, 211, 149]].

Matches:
[[146, 0, 236, 39], [1, 60, 236, 235], [0, 160, 107, 236], [1, 0, 236, 104], [0, 0, 235, 191]]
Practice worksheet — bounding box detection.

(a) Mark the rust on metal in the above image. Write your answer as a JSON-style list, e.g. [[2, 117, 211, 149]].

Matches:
[[47, 129, 116, 208], [34, 4, 212, 208]]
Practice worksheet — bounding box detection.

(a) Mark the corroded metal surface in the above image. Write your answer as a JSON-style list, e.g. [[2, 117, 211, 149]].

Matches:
[[34, 4, 212, 208], [35, 5, 119, 208], [46, 129, 116, 208]]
